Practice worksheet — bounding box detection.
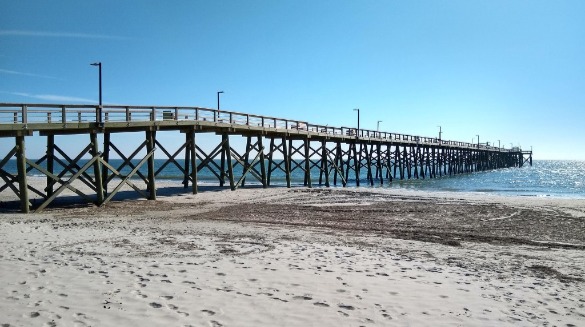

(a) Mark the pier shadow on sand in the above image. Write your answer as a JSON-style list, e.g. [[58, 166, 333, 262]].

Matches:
[[0, 184, 274, 213]]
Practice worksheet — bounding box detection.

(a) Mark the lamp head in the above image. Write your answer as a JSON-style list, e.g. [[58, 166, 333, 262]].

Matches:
[[90, 62, 101, 66]]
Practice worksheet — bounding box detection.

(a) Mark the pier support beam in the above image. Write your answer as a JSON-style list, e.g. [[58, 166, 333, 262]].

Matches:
[[258, 136, 267, 188], [16, 135, 29, 213], [146, 130, 156, 200], [90, 133, 104, 204], [188, 130, 197, 194], [102, 133, 110, 195], [46, 135, 55, 197], [222, 133, 235, 190], [304, 138, 312, 188]]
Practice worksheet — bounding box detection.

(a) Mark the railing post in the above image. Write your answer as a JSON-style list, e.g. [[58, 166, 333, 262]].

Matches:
[[175, 107, 179, 120], [47, 112, 52, 123], [125, 107, 130, 121], [61, 106, 66, 123], [21, 105, 27, 124]]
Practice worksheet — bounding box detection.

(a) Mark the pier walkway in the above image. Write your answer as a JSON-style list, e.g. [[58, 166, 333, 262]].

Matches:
[[0, 103, 532, 213]]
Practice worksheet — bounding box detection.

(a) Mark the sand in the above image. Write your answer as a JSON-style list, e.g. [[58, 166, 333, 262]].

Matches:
[[1, 180, 584, 326]]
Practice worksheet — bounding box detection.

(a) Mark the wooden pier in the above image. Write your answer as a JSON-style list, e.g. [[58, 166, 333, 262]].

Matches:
[[0, 103, 531, 213]]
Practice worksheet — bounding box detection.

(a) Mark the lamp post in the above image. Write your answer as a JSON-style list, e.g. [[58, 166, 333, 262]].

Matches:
[[437, 125, 442, 142], [498, 140, 501, 149], [377, 120, 382, 132], [476, 134, 480, 148], [90, 62, 102, 124], [353, 108, 360, 137], [217, 91, 224, 120]]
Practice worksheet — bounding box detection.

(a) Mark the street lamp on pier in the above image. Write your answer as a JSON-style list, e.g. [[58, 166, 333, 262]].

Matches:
[[217, 91, 224, 120], [437, 125, 442, 142], [90, 62, 102, 124], [476, 134, 480, 148]]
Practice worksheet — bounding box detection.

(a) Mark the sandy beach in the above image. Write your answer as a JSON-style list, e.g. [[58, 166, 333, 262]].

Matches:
[[1, 181, 584, 326]]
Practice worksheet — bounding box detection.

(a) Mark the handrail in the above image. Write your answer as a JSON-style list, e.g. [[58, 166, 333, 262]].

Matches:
[[0, 103, 519, 152]]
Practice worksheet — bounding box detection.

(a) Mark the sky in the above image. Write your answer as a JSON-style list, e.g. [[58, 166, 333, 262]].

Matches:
[[1, 0, 584, 160]]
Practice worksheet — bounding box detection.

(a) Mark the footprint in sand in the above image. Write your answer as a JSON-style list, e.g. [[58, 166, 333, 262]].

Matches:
[[313, 302, 330, 307], [149, 302, 162, 308], [293, 295, 312, 301], [382, 313, 393, 320], [201, 309, 216, 316], [338, 304, 355, 310]]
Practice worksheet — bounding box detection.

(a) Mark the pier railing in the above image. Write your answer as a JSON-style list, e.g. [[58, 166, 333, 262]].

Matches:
[[0, 103, 514, 152]]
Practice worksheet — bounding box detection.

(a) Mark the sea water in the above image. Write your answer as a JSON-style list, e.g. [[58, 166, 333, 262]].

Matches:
[[2, 160, 584, 199]]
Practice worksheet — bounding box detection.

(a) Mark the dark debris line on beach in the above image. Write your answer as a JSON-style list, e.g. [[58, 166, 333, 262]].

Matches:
[[194, 200, 585, 250]]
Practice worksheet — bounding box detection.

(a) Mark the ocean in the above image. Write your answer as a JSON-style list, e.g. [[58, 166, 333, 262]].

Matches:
[[2, 159, 584, 199]]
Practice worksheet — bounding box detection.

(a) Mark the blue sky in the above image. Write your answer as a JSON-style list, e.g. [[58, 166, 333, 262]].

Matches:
[[1, 1, 584, 160]]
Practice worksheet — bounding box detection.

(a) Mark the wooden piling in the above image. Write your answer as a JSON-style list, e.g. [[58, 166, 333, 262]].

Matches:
[[146, 130, 156, 200], [16, 135, 29, 213], [46, 135, 55, 197], [189, 130, 197, 194], [90, 132, 104, 204]]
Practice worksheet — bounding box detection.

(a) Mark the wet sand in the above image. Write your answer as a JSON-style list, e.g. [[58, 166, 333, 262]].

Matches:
[[1, 182, 584, 326]]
